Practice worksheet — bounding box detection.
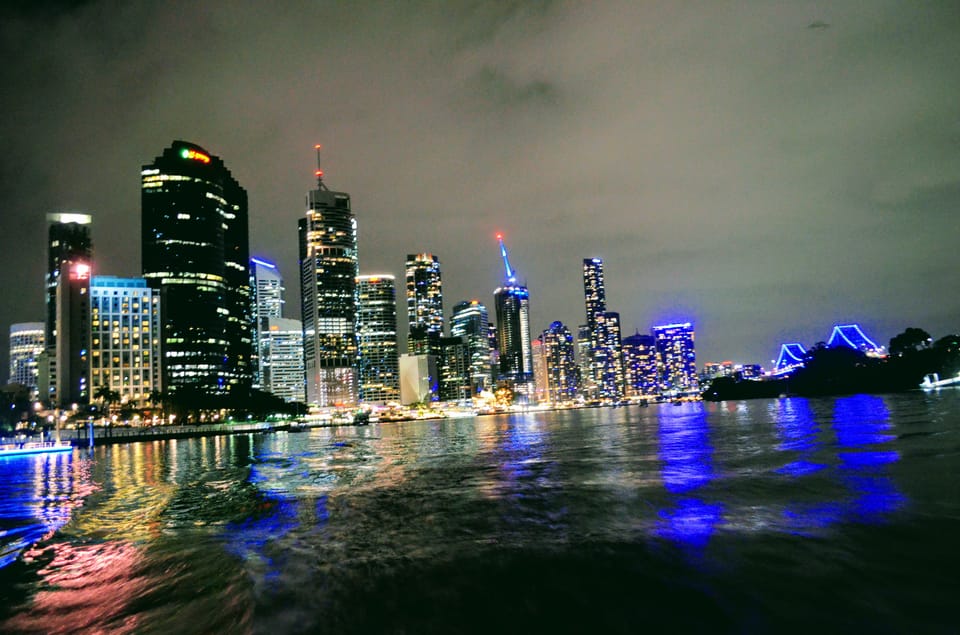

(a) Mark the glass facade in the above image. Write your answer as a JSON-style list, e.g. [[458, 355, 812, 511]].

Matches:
[[357, 275, 399, 404], [405, 253, 443, 355], [141, 141, 253, 399]]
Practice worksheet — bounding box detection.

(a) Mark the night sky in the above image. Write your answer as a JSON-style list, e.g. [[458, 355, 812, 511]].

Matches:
[[2, 1, 959, 374]]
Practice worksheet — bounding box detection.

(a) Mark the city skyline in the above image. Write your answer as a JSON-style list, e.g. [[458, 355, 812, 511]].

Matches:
[[2, 2, 958, 371]]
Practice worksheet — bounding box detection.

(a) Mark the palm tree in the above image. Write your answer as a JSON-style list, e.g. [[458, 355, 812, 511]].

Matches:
[[93, 385, 121, 419]]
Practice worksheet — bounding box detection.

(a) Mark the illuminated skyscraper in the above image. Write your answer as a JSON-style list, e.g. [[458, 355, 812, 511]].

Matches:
[[405, 253, 443, 355], [621, 332, 657, 397], [493, 236, 532, 390], [44, 213, 92, 403], [251, 258, 284, 387], [261, 317, 305, 403], [299, 149, 358, 406], [357, 275, 399, 404], [8, 323, 44, 395], [89, 277, 161, 408], [450, 300, 492, 393], [652, 322, 697, 394], [142, 141, 253, 399], [582, 258, 623, 400], [55, 260, 91, 406], [439, 336, 471, 401], [539, 321, 578, 403]]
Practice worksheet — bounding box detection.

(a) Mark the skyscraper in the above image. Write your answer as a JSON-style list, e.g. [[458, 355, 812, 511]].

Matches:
[[8, 323, 44, 395], [539, 321, 579, 403], [582, 258, 623, 400], [299, 149, 358, 406], [251, 258, 285, 387], [89, 277, 161, 408], [44, 213, 92, 404], [493, 235, 533, 390], [261, 317, 306, 403], [357, 275, 399, 404], [652, 322, 697, 394], [450, 300, 492, 393], [405, 253, 443, 355], [621, 332, 658, 397], [55, 260, 91, 406], [142, 141, 253, 399]]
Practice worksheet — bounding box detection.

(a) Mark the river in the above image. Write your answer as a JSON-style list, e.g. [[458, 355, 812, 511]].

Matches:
[[1, 391, 958, 633]]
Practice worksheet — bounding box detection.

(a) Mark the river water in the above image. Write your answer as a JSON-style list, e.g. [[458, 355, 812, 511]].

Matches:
[[1, 392, 958, 633]]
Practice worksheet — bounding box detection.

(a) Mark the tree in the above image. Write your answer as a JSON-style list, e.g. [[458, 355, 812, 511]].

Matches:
[[889, 328, 932, 357], [93, 385, 121, 417]]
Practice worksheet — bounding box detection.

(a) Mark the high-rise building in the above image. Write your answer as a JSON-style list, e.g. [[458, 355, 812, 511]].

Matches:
[[539, 321, 579, 403], [261, 317, 305, 403], [55, 260, 91, 406], [142, 141, 253, 399], [89, 277, 161, 408], [8, 323, 44, 395], [493, 235, 533, 391], [405, 253, 443, 355], [582, 258, 623, 400], [576, 324, 594, 400], [652, 322, 697, 394], [439, 336, 471, 402], [357, 275, 399, 404], [44, 213, 92, 404], [621, 332, 657, 397], [299, 150, 358, 406], [450, 300, 492, 394], [251, 258, 285, 387], [531, 337, 549, 403]]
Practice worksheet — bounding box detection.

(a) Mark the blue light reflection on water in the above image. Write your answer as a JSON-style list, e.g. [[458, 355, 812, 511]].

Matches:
[[655, 404, 723, 548], [0, 451, 90, 569]]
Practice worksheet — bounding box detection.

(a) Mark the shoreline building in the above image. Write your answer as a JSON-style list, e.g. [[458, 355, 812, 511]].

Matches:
[[8, 323, 44, 396], [55, 260, 91, 406], [251, 258, 285, 388], [357, 275, 400, 405], [652, 322, 697, 394], [450, 300, 492, 394], [89, 277, 161, 409], [493, 235, 533, 393], [405, 253, 443, 356], [621, 332, 658, 398], [141, 141, 253, 399], [260, 317, 306, 403], [299, 149, 358, 406], [582, 258, 624, 401], [539, 321, 578, 403], [43, 213, 92, 404]]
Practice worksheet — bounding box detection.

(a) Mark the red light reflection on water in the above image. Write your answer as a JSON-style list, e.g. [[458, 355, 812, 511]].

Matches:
[[4, 541, 146, 634]]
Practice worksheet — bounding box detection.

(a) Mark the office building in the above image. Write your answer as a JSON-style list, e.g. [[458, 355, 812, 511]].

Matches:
[[493, 235, 533, 391], [576, 324, 594, 400], [8, 323, 44, 394], [450, 300, 492, 394], [44, 213, 92, 403], [55, 260, 91, 406], [142, 141, 253, 399], [261, 317, 306, 403], [357, 275, 400, 404], [652, 322, 697, 394], [406, 253, 443, 355], [89, 277, 161, 408], [439, 336, 471, 402], [251, 258, 285, 387], [298, 151, 358, 406]]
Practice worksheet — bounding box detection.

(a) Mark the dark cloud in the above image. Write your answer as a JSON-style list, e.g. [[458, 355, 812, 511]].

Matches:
[[1, 0, 959, 373]]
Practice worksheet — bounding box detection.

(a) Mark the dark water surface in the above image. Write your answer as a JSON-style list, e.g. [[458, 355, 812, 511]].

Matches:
[[1, 392, 958, 633]]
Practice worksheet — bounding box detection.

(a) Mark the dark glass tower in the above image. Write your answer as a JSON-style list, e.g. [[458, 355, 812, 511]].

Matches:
[[299, 154, 358, 406], [141, 141, 253, 399], [450, 299, 491, 393], [493, 236, 532, 389], [44, 213, 92, 404], [582, 257, 623, 400]]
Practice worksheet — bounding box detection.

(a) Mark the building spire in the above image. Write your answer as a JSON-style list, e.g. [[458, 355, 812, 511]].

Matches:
[[497, 233, 517, 283], [314, 144, 328, 190]]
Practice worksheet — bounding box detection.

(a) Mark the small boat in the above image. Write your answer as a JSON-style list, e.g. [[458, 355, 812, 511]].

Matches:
[[0, 440, 73, 457]]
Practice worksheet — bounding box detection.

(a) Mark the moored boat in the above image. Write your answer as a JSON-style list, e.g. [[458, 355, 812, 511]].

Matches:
[[0, 440, 73, 457]]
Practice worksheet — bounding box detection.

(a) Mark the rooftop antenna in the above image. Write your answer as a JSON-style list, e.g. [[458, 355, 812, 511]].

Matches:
[[314, 144, 328, 190], [497, 233, 517, 284]]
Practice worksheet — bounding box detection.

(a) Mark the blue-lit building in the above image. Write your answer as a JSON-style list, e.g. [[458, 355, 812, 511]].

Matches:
[[493, 236, 533, 391], [622, 332, 658, 397], [652, 322, 697, 394]]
